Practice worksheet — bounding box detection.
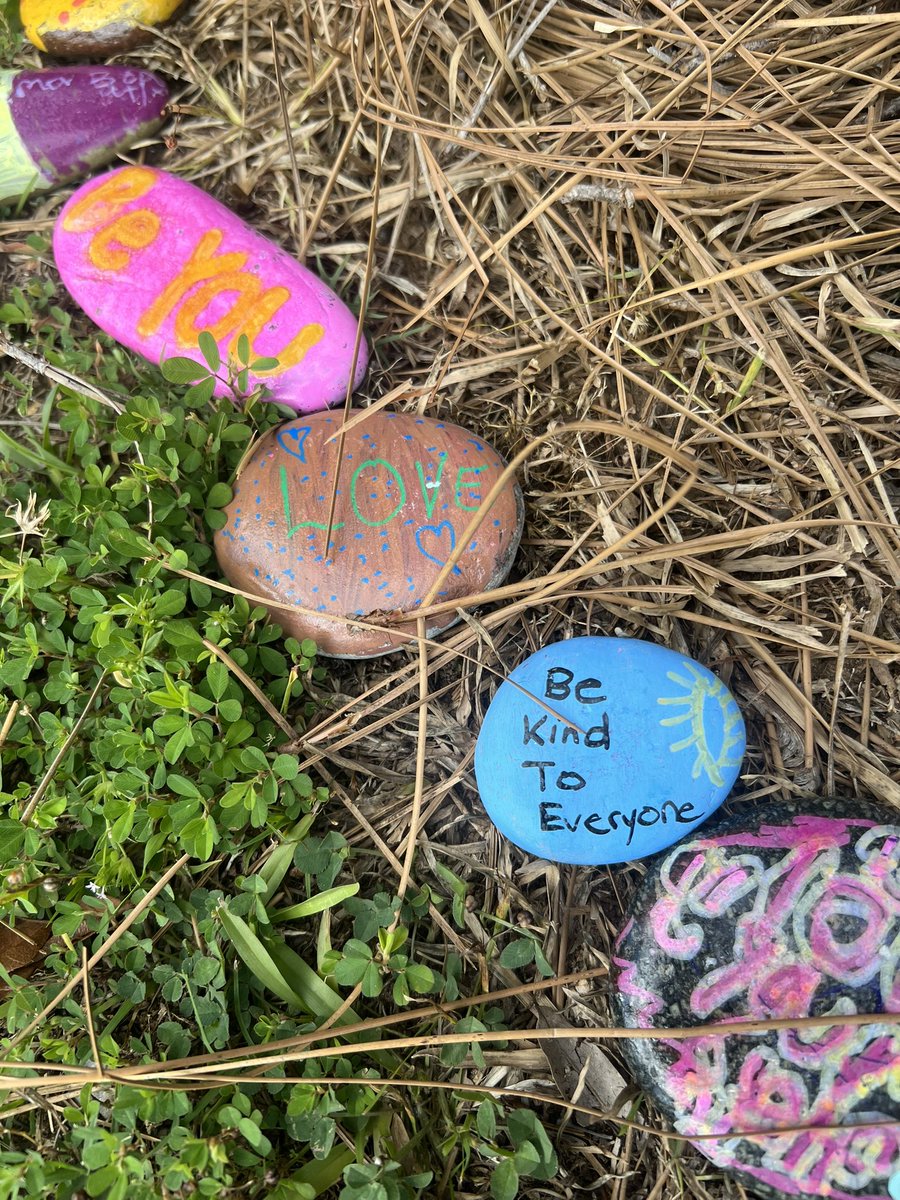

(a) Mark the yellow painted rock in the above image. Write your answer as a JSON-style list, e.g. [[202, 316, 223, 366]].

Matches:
[[22, 0, 184, 57]]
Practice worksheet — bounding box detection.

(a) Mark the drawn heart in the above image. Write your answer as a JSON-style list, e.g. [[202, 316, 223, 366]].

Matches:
[[276, 426, 311, 462], [415, 522, 462, 575]]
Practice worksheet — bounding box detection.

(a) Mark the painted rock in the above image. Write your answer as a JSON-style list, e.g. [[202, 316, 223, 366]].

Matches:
[[213, 410, 523, 657], [474, 637, 745, 865], [22, 0, 184, 57], [0, 67, 167, 204], [613, 797, 900, 1200], [53, 166, 368, 410]]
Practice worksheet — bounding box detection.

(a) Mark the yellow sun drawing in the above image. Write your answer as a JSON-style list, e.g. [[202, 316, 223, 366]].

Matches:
[[657, 663, 744, 787]]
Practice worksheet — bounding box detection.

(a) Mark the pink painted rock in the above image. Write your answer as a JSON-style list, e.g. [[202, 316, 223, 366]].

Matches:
[[213, 410, 524, 657], [53, 166, 368, 411]]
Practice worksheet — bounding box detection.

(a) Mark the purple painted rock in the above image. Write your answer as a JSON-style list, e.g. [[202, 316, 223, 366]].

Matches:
[[0, 67, 168, 204], [213, 410, 524, 657], [22, 0, 184, 58], [53, 166, 368, 411], [613, 797, 900, 1200]]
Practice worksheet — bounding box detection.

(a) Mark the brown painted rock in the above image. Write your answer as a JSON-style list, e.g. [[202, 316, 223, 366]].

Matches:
[[22, 0, 184, 57], [214, 410, 523, 657]]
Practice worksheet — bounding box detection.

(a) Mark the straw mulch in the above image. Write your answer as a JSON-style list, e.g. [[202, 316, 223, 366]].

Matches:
[[3, 0, 900, 1194]]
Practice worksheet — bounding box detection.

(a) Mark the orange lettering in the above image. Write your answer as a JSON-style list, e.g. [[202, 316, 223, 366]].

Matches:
[[136, 226, 327, 374], [173, 271, 278, 348], [88, 210, 161, 271], [253, 321, 325, 373], [137, 229, 247, 339], [62, 165, 157, 234]]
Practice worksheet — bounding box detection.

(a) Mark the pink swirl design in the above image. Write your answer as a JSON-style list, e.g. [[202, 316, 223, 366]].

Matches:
[[615, 813, 900, 1198]]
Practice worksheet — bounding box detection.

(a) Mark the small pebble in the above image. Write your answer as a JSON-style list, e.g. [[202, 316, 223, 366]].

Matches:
[[214, 410, 523, 657], [614, 797, 900, 1199], [22, 0, 184, 57], [53, 166, 368, 410], [474, 636, 745, 865], [0, 66, 167, 203]]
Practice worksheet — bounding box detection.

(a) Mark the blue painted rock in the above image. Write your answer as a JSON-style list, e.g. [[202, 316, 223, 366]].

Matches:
[[0, 67, 168, 204], [22, 0, 184, 57], [474, 637, 745, 865], [213, 410, 523, 657], [614, 797, 900, 1200], [53, 166, 368, 411]]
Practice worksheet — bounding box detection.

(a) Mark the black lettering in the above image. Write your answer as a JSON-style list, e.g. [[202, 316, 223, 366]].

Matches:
[[522, 714, 547, 746], [545, 667, 573, 701], [638, 805, 660, 827], [563, 816, 582, 832], [584, 714, 610, 749], [618, 809, 638, 845], [561, 725, 580, 745], [675, 801, 698, 824], [539, 802, 564, 832], [575, 677, 606, 704], [584, 813, 609, 836], [522, 761, 554, 792], [549, 723, 557, 744], [558, 770, 586, 791]]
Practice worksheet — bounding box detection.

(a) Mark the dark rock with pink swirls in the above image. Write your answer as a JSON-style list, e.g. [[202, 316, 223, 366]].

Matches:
[[613, 798, 900, 1200]]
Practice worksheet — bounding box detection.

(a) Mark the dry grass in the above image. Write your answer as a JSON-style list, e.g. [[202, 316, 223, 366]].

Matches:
[[2, 0, 900, 1194]]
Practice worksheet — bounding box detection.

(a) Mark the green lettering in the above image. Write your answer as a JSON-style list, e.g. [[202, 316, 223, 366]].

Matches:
[[350, 458, 406, 527], [454, 464, 487, 510], [280, 465, 344, 536], [414, 452, 447, 520]]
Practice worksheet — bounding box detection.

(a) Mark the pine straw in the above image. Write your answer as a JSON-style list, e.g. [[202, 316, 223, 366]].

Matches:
[[2, 0, 900, 1194]]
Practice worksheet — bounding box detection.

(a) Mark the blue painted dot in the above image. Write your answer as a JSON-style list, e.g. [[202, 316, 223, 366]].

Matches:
[[358, 554, 366, 564], [403, 434, 413, 441], [355, 608, 365, 616], [403, 518, 414, 526], [312, 586, 319, 593], [374, 570, 383, 577], [354, 532, 363, 539], [314, 555, 323, 562], [301, 475, 309, 483], [381, 543, 389, 551], [254, 514, 261, 521], [317, 604, 326, 612], [255, 495, 261, 504], [493, 519, 501, 527], [361, 577, 370, 584], [330, 595, 338, 602]]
